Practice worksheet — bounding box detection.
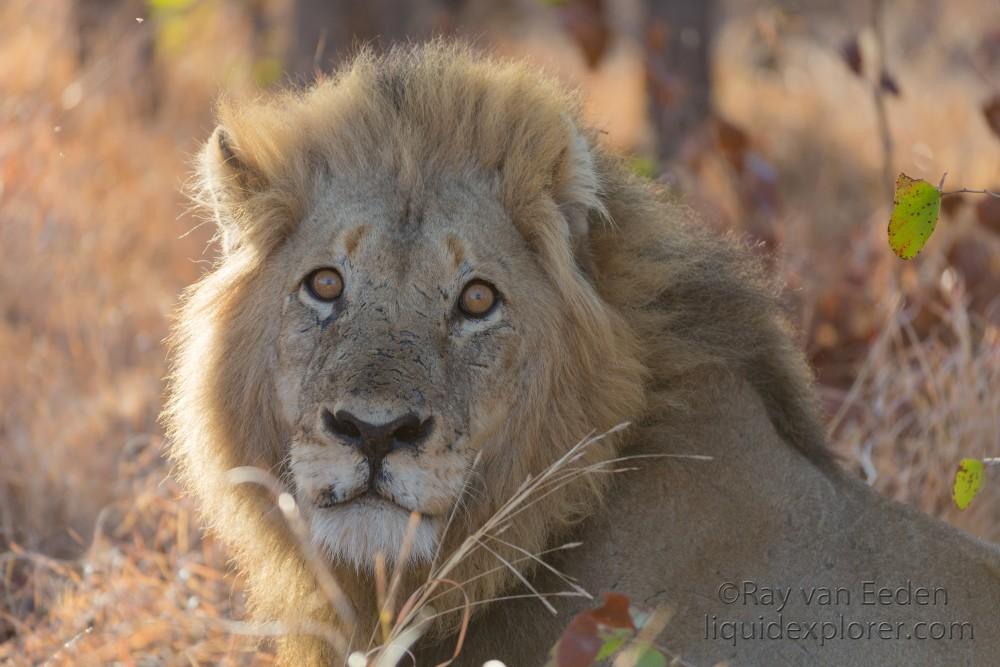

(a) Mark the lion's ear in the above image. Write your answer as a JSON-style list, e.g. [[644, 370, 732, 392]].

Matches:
[[552, 127, 607, 278], [198, 125, 271, 255]]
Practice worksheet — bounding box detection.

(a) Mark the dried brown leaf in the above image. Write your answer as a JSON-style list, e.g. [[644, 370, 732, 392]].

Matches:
[[558, 0, 611, 70], [841, 36, 863, 76], [879, 70, 901, 97]]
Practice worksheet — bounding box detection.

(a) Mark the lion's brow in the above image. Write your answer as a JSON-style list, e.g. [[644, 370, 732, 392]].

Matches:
[[342, 224, 368, 258], [445, 234, 465, 271]]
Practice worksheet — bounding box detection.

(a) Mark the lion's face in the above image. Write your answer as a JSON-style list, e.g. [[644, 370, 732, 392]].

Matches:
[[174, 49, 647, 591], [273, 175, 552, 568]]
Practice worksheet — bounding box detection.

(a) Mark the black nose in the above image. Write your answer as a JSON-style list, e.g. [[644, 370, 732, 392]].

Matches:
[[321, 408, 433, 465]]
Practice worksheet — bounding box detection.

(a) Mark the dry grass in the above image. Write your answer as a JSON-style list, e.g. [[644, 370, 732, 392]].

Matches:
[[1, 0, 998, 663], [1, 1, 268, 662]]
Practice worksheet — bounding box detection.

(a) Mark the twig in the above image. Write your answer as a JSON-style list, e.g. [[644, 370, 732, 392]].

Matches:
[[870, 0, 894, 206], [940, 188, 1000, 198], [374, 553, 388, 643], [378, 512, 422, 644], [374, 581, 470, 667], [312, 28, 328, 77]]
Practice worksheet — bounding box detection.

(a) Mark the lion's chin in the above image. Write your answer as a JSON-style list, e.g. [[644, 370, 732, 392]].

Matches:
[[309, 495, 442, 571]]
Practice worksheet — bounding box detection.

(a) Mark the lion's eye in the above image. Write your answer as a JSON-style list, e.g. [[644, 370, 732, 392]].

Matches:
[[459, 280, 498, 318], [305, 268, 344, 302]]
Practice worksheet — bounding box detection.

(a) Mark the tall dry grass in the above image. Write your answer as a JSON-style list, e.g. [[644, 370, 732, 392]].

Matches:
[[1, 0, 998, 663], [1, 1, 269, 662]]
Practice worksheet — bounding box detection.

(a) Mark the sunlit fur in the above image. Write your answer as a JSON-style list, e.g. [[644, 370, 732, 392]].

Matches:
[[308, 497, 440, 571], [163, 42, 830, 665]]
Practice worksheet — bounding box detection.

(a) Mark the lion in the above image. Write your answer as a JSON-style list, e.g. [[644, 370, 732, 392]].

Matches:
[[164, 43, 1000, 666]]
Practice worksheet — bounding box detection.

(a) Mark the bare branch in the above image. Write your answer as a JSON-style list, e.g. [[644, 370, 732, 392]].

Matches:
[[940, 188, 1000, 199]]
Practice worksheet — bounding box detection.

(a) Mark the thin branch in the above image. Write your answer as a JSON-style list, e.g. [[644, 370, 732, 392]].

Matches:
[[940, 188, 1000, 199], [933, 171, 999, 199], [870, 0, 894, 206]]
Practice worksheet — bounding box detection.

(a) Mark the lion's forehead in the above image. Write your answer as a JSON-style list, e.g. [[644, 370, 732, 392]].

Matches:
[[292, 173, 522, 270]]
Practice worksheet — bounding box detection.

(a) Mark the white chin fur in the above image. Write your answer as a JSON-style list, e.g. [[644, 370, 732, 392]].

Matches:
[[310, 496, 441, 571]]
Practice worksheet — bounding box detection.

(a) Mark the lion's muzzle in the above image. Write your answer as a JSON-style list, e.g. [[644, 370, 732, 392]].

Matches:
[[291, 403, 455, 567], [306, 404, 440, 509], [320, 407, 434, 471]]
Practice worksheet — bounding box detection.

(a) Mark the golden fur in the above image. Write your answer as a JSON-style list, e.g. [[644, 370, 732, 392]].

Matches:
[[165, 43, 999, 666]]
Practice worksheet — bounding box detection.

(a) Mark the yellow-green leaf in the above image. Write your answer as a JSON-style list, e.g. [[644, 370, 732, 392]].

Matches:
[[888, 173, 941, 259], [148, 0, 195, 12], [594, 630, 630, 660], [953, 458, 984, 510], [628, 155, 659, 180], [634, 646, 668, 667], [252, 57, 284, 88]]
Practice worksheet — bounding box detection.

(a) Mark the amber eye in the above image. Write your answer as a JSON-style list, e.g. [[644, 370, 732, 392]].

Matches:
[[305, 268, 344, 302], [459, 280, 498, 318]]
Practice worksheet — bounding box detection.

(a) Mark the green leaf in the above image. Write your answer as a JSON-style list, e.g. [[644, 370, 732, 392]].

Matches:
[[253, 57, 284, 87], [148, 0, 195, 12], [594, 629, 630, 660], [628, 155, 659, 180], [888, 173, 941, 259], [157, 16, 192, 54], [633, 645, 668, 667], [953, 458, 985, 510]]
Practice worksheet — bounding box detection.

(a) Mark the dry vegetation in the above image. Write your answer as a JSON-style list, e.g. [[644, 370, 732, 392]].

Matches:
[[1, 0, 998, 664]]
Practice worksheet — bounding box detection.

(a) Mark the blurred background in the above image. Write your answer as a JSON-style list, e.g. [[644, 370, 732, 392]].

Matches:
[[1, 0, 998, 662]]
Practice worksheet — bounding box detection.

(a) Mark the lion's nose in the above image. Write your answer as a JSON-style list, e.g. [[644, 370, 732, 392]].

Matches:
[[321, 408, 433, 465]]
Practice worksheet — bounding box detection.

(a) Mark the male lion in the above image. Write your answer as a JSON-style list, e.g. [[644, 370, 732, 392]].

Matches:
[[165, 43, 1000, 665]]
